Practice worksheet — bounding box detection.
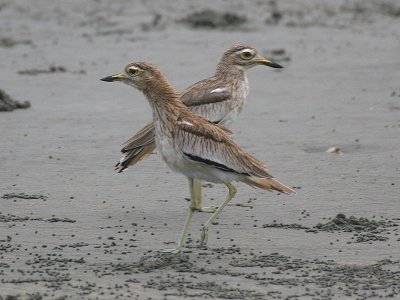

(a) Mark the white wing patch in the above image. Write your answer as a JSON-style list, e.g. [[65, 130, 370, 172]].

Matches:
[[210, 88, 226, 94], [182, 120, 193, 127]]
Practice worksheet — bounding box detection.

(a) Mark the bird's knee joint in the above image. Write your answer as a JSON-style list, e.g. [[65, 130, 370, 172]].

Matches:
[[230, 186, 237, 195]]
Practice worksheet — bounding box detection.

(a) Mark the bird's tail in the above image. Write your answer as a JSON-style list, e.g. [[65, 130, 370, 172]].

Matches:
[[243, 177, 295, 195], [115, 143, 156, 173]]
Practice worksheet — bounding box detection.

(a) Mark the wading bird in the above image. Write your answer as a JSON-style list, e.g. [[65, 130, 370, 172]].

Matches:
[[101, 62, 294, 253], [114, 45, 282, 214]]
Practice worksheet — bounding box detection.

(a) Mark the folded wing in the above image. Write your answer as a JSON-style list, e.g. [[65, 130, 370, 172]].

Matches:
[[174, 113, 272, 179]]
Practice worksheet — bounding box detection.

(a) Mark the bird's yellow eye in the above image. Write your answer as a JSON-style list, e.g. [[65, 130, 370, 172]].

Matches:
[[127, 67, 139, 76], [241, 51, 253, 60]]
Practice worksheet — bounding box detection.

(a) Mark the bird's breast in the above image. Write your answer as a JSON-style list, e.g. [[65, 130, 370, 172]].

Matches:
[[154, 122, 183, 172]]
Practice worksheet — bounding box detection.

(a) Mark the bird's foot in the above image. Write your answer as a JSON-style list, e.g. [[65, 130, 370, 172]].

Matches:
[[200, 226, 209, 247], [197, 206, 217, 213], [160, 245, 183, 254]]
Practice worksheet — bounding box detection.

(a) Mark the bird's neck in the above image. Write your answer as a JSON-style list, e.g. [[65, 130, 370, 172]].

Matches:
[[215, 62, 246, 80], [142, 80, 186, 132]]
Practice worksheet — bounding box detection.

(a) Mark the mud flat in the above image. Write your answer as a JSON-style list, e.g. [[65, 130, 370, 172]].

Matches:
[[0, 0, 399, 299]]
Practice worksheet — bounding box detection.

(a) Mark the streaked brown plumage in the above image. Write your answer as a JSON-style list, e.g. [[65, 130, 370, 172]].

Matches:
[[101, 62, 294, 253], [115, 44, 282, 173]]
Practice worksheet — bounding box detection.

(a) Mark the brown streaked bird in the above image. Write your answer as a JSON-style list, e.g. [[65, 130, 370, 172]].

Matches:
[[113, 44, 282, 215], [101, 62, 294, 253]]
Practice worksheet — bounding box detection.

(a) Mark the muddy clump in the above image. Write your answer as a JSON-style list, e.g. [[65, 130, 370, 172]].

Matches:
[[263, 214, 399, 243], [0, 89, 30, 112], [314, 213, 397, 233], [315, 213, 399, 243], [18, 66, 67, 76], [180, 9, 247, 29], [0, 37, 33, 48]]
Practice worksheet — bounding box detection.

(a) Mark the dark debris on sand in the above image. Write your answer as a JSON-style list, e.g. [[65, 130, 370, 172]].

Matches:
[[17, 66, 67, 76], [0, 89, 30, 112], [0, 212, 76, 223], [179, 9, 247, 29], [111, 253, 193, 273], [102, 250, 400, 299], [231, 253, 400, 298], [314, 213, 398, 233], [264, 0, 400, 28], [2, 193, 48, 200], [263, 213, 399, 243], [1, 241, 399, 299], [0, 295, 44, 300], [0, 37, 33, 48]]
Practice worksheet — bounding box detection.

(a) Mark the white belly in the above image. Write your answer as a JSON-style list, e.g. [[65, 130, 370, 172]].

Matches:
[[156, 133, 183, 172], [156, 135, 245, 185]]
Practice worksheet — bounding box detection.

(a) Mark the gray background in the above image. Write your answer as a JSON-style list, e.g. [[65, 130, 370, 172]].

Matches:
[[1, 0, 399, 299]]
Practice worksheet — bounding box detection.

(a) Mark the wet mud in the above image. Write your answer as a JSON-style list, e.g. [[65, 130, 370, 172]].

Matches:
[[1, 0, 399, 299]]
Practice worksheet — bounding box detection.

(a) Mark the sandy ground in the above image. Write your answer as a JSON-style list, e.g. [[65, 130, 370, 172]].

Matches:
[[1, 0, 400, 299]]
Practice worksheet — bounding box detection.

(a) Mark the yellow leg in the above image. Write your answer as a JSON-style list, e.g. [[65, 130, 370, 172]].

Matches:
[[160, 205, 194, 254], [200, 182, 237, 247], [160, 178, 197, 254], [192, 178, 217, 213]]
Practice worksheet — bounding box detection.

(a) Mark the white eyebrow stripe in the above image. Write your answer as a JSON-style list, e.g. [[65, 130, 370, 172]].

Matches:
[[210, 88, 226, 94], [240, 48, 253, 53]]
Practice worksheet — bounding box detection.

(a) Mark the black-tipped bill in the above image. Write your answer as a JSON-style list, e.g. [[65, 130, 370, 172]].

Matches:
[[100, 73, 126, 82], [100, 75, 115, 82], [262, 61, 283, 68]]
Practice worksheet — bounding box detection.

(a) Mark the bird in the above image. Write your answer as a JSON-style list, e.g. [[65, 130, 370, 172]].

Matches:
[[112, 44, 282, 215], [101, 62, 294, 253]]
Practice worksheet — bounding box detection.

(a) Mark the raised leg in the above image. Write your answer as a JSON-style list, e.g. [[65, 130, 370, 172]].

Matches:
[[160, 178, 196, 253], [200, 182, 237, 247], [192, 178, 217, 213]]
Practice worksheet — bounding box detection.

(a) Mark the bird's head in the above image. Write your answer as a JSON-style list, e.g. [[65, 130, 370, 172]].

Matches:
[[100, 62, 165, 92], [101, 62, 179, 103], [220, 44, 282, 70]]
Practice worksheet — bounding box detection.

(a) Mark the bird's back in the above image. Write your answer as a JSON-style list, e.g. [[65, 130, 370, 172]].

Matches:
[[181, 74, 249, 125]]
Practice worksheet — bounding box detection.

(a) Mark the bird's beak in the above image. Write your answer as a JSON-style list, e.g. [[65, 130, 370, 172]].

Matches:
[[254, 56, 283, 69], [100, 73, 127, 82]]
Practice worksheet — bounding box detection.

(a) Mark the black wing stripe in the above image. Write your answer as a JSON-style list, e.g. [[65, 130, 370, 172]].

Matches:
[[183, 152, 249, 176]]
